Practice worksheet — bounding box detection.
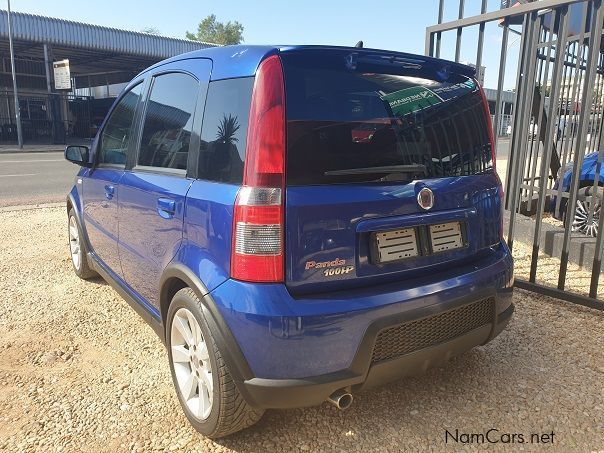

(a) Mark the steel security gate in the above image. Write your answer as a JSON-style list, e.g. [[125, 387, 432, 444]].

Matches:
[[0, 91, 95, 144], [426, 0, 604, 310]]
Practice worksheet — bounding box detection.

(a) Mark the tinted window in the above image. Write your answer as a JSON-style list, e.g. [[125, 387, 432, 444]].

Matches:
[[282, 55, 493, 185], [98, 83, 142, 166], [138, 73, 198, 170], [197, 77, 253, 183]]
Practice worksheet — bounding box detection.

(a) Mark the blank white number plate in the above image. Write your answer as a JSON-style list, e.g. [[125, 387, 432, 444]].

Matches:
[[375, 228, 419, 263], [429, 222, 464, 253]]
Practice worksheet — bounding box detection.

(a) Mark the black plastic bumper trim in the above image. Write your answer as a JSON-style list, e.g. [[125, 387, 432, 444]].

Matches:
[[243, 302, 514, 409]]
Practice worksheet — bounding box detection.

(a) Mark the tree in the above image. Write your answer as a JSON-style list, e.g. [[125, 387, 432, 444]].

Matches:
[[186, 14, 243, 45], [141, 27, 160, 35]]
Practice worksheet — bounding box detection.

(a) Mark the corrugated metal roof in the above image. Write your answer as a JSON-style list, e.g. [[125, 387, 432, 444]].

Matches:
[[0, 10, 217, 59]]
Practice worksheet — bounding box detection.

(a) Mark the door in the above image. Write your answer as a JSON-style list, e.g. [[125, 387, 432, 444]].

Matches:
[[118, 64, 209, 310], [83, 83, 143, 273]]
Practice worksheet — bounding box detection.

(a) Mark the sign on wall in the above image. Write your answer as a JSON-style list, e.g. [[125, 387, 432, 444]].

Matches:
[[53, 59, 71, 90]]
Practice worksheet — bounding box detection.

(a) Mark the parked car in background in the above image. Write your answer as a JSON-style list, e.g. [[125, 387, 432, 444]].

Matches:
[[551, 151, 603, 237], [64, 45, 514, 437]]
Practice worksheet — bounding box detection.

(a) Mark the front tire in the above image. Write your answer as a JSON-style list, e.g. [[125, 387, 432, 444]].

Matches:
[[166, 288, 264, 438], [68, 208, 97, 279]]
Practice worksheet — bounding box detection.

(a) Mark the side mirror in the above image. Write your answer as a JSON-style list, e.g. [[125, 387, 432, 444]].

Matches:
[[65, 145, 92, 167]]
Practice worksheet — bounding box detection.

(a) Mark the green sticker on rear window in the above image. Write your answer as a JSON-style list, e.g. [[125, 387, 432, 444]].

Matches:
[[381, 86, 443, 117]]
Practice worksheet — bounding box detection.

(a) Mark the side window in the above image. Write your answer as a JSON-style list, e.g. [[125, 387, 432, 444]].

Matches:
[[198, 77, 253, 183], [98, 83, 142, 166], [137, 73, 199, 170]]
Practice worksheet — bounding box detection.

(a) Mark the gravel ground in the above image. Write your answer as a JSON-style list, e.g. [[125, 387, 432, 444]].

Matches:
[[1, 206, 603, 452]]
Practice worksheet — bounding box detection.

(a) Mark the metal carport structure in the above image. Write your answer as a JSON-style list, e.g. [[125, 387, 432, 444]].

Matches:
[[0, 9, 216, 145]]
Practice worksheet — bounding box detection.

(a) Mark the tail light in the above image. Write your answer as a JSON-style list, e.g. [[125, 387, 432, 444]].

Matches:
[[476, 79, 497, 173], [476, 78, 503, 239], [231, 55, 285, 282]]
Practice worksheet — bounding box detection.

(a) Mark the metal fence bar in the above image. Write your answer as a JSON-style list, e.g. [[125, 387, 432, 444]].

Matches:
[[426, 0, 584, 37], [435, 0, 444, 58], [505, 12, 530, 210], [589, 15, 604, 296], [558, 0, 604, 290], [515, 12, 542, 206], [529, 6, 570, 282], [515, 279, 604, 310], [526, 27, 554, 214], [524, 31, 546, 213], [493, 21, 509, 150], [563, 39, 588, 175], [508, 12, 540, 250], [475, 0, 488, 72], [554, 25, 588, 219], [454, 0, 465, 63], [586, 56, 604, 231], [552, 42, 572, 154], [595, 60, 604, 152]]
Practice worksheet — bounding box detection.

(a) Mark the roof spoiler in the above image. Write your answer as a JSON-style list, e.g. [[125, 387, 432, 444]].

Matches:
[[279, 46, 477, 82], [353, 52, 476, 81]]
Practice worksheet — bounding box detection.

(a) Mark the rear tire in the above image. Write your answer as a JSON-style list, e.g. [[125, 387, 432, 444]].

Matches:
[[68, 208, 97, 279], [166, 288, 264, 438]]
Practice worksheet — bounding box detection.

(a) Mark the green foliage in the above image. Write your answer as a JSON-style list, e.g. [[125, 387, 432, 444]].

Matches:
[[186, 14, 244, 45]]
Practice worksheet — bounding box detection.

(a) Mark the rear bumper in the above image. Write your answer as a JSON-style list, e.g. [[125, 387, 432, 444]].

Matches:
[[244, 303, 513, 409], [209, 242, 514, 409]]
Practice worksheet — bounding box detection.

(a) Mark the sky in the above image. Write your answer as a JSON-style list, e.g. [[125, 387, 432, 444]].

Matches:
[[6, 0, 521, 89]]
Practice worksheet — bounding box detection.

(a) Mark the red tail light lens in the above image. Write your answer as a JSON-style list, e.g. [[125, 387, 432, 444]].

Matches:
[[231, 55, 285, 282], [476, 79, 496, 172], [476, 79, 503, 239]]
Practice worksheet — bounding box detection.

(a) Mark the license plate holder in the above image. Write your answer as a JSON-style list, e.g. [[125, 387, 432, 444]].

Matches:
[[428, 221, 464, 253], [373, 227, 420, 263]]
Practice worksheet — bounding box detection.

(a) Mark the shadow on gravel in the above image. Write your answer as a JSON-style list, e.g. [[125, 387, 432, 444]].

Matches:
[[88, 276, 109, 287]]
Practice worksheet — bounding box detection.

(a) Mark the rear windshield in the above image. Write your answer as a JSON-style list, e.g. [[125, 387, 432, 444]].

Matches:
[[282, 54, 493, 185]]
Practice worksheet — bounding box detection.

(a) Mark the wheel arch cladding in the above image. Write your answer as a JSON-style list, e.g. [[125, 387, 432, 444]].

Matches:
[[160, 276, 189, 328], [67, 187, 83, 220], [159, 263, 255, 384]]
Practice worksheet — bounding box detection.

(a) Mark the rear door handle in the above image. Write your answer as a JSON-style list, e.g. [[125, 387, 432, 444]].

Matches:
[[157, 197, 176, 219], [104, 184, 115, 200]]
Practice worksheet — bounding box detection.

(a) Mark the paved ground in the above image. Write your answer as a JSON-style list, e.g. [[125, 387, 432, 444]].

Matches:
[[0, 152, 77, 206], [0, 206, 602, 452], [0, 145, 66, 153]]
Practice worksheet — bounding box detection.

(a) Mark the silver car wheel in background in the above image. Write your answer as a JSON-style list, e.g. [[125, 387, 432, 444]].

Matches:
[[68, 216, 81, 270], [171, 308, 213, 420], [572, 198, 600, 237]]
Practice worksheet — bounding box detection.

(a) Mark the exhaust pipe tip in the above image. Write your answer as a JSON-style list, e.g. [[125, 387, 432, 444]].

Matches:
[[327, 389, 353, 410]]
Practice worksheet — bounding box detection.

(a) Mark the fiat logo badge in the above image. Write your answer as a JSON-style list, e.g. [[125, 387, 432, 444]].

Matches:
[[417, 187, 434, 210]]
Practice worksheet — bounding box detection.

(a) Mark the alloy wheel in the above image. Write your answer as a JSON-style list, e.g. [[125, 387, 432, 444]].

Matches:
[[170, 308, 213, 420], [572, 198, 600, 237], [68, 216, 81, 270]]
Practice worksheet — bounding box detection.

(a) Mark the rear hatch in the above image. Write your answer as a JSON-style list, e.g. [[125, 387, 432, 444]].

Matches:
[[280, 48, 502, 295]]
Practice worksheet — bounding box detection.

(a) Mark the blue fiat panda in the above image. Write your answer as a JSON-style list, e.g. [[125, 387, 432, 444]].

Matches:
[[64, 45, 514, 437]]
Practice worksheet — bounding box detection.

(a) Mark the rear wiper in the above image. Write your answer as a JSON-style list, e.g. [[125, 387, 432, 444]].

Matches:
[[324, 164, 427, 176]]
